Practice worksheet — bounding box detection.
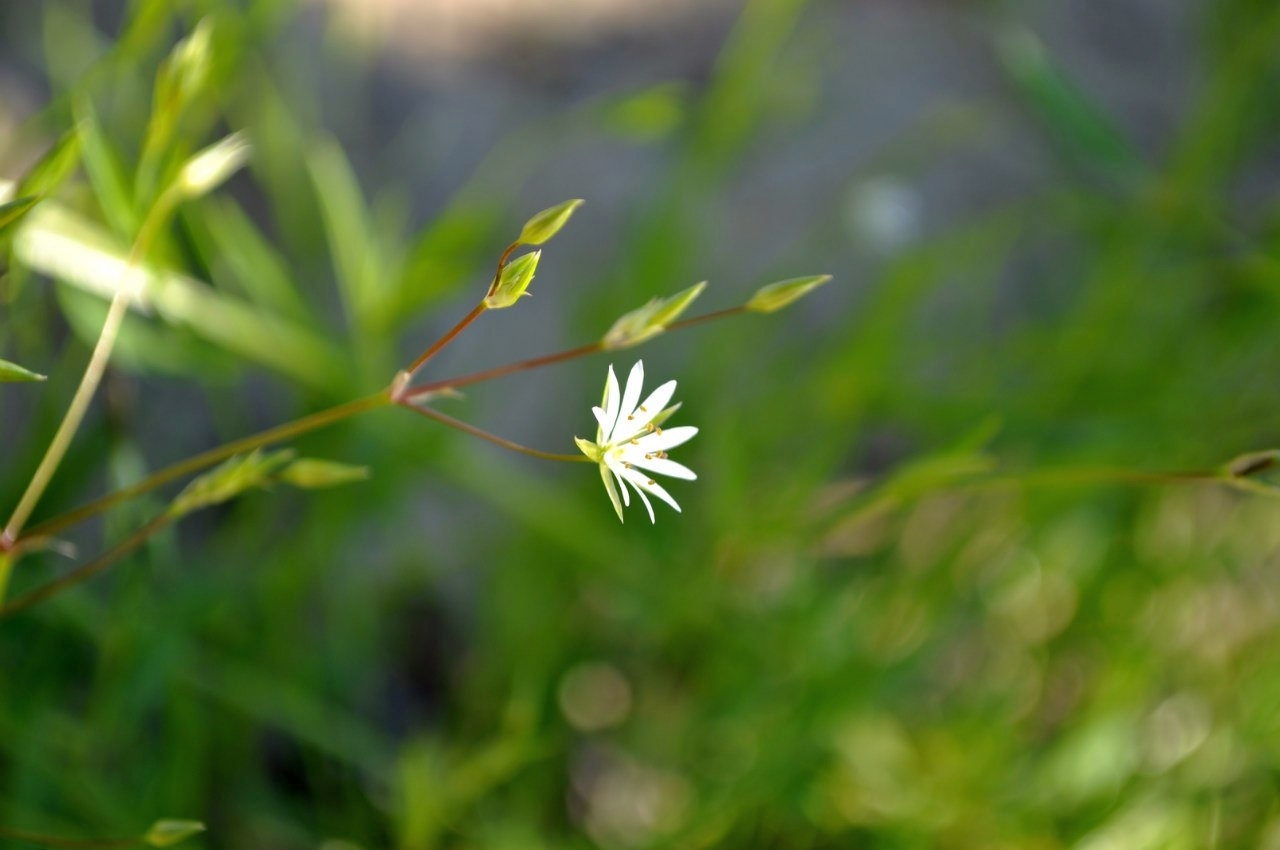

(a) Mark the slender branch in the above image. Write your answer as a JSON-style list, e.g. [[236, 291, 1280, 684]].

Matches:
[[401, 305, 750, 403], [404, 341, 603, 401], [1, 197, 180, 551], [404, 302, 488, 378], [400, 402, 590, 463], [0, 513, 171, 620], [666, 305, 746, 332], [23, 390, 391, 543]]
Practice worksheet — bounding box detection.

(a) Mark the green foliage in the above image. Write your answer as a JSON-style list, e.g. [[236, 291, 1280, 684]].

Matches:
[[3, 0, 1280, 848]]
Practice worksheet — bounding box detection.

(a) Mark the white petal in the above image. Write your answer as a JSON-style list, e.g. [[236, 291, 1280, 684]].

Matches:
[[605, 456, 631, 507], [628, 480, 656, 523], [599, 463, 625, 522], [617, 360, 645, 429], [598, 364, 621, 443], [620, 466, 682, 515], [592, 405, 612, 434], [624, 455, 696, 481], [638, 425, 698, 452], [612, 379, 676, 444]]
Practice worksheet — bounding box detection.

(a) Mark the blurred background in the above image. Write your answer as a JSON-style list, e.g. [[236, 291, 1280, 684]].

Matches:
[[3, 0, 1280, 847]]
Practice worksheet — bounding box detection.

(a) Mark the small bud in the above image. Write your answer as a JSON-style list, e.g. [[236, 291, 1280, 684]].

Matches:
[[485, 250, 540, 309], [517, 199, 584, 246], [602, 282, 706, 350], [280, 458, 371, 489], [177, 133, 251, 200], [0, 356, 46, 383], [169, 449, 293, 518], [745, 275, 831, 313], [145, 820, 206, 848]]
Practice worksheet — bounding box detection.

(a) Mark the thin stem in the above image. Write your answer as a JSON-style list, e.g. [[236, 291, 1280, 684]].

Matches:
[[666, 305, 746, 332], [0, 513, 171, 620], [2, 191, 177, 551], [0, 827, 143, 850], [23, 390, 391, 543], [401, 306, 751, 403], [404, 302, 487, 378], [400, 402, 591, 463], [405, 341, 603, 401]]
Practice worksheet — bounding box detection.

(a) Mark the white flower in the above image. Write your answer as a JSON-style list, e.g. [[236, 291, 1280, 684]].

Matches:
[[575, 360, 698, 523]]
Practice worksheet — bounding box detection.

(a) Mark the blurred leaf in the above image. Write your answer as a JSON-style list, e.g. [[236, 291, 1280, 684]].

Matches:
[[185, 195, 312, 323], [143, 820, 205, 848], [15, 129, 81, 199], [137, 19, 216, 205], [17, 202, 345, 387], [997, 27, 1143, 177], [515, 199, 584, 247], [307, 137, 382, 334], [602, 83, 689, 141], [74, 99, 140, 237], [0, 357, 46, 382], [0, 197, 40, 238]]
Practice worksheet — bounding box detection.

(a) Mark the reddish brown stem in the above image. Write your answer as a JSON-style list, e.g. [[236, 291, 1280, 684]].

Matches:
[[399, 401, 589, 463], [404, 302, 488, 377], [0, 513, 172, 620]]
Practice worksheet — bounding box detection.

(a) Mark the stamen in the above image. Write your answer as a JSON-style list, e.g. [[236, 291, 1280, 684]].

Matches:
[[647, 479, 656, 486], [626, 414, 635, 421], [639, 405, 648, 412]]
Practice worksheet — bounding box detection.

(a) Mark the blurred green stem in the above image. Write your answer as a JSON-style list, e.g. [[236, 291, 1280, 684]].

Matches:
[[0, 513, 170, 620], [0, 827, 142, 849], [24, 390, 392, 544], [1, 188, 179, 555]]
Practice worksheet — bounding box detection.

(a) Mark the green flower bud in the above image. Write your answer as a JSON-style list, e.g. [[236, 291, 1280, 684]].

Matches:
[[485, 250, 540, 309], [602, 281, 706, 350], [169, 450, 293, 518], [517, 199, 584, 246], [177, 133, 252, 200], [145, 820, 206, 848], [280, 458, 371, 489], [745, 275, 831, 313]]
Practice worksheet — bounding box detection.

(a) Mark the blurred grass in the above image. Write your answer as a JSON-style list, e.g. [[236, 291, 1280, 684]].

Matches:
[[3, 0, 1280, 848]]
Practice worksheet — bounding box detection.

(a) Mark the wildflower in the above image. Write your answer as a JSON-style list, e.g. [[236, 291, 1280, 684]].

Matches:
[[575, 361, 697, 523]]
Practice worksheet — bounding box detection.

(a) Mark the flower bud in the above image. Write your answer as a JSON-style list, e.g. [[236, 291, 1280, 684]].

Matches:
[[178, 133, 251, 200], [745, 275, 831, 313], [602, 281, 706, 349], [517, 198, 583, 246], [485, 250, 540, 309]]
